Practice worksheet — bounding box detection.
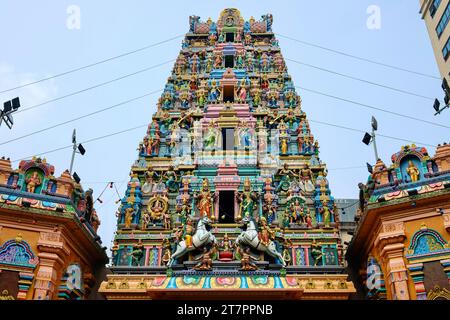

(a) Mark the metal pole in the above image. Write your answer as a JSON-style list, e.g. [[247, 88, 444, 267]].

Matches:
[[372, 127, 379, 162], [69, 129, 77, 174], [69, 143, 77, 175]]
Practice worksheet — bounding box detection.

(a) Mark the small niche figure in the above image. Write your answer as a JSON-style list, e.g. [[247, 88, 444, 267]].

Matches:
[[194, 247, 214, 271], [26, 171, 41, 193], [239, 247, 258, 271]]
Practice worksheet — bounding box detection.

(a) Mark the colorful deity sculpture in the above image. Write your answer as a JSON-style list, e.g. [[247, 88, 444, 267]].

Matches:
[[260, 51, 270, 72], [189, 53, 200, 74], [236, 78, 248, 103], [299, 164, 315, 193], [236, 177, 259, 219], [124, 206, 135, 228], [218, 233, 234, 261], [284, 90, 297, 109], [267, 86, 279, 108], [406, 161, 420, 182], [208, 79, 221, 103], [195, 178, 215, 219], [258, 217, 275, 246], [26, 171, 41, 193], [262, 177, 278, 223], [214, 52, 223, 68], [279, 120, 289, 155]]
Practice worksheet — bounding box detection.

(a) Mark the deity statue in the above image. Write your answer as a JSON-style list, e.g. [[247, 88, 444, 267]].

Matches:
[[236, 79, 247, 103], [183, 217, 195, 247], [218, 233, 234, 261], [262, 178, 277, 223], [130, 240, 144, 266], [276, 163, 296, 192], [290, 199, 304, 223], [260, 52, 270, 72], [250, 80, 262, 105], [319, 200, 332, 227], [124, 207, 135, 228], [196, 87, 207, 107], [140, 210, 151, 230], [311, 240, 323, 266], [208, 79, 221, 102], [194, 247, 214, 271], [147, 194, 169, 222], [236, 177, 259, 219], [236, 50, 245, 68], [91, 209, 100, 232], [298, 164, 315, 193], [305, 211, 313, 229], [267, 87, 279, 108], [26, 171, 42, 193], [258, 217, 275, 246], [208, 32, 217, 46], [406, 160, 420, 182], [195, 178, 215, 219], [279, 120, 289, 155], [282, 239, 292, 266], [176, 197, 191, 225], [214, 53, 223, 68], [161, 239, 172, 266], [189, 53, 200, 74], [238, 246, 258, 271], [203, 122, 219, 150], [164, 166, 179, 192], [163, 210, 171, 230], [150, 131, 161, 156]]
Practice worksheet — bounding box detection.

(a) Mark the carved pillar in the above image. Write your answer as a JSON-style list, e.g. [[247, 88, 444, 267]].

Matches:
[[33, 231, 70, 300], [375, 222, 410, 300]]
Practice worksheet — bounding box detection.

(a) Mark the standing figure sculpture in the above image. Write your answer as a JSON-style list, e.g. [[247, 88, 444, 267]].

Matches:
[[26, 172, 42, 193], [195, 178, 216, 219], [236, 177, 259, 220], [406, 160, 420, 182]]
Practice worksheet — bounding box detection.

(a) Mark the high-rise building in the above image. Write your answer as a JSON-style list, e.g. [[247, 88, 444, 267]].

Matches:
[[99, 8, 355, 300], [420, 0, 450, 81]]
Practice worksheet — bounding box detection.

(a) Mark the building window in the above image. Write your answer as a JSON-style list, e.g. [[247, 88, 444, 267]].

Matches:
[[436, 2, 450, 38], [430, 0, 442, 18], [442, 36, 450, 60]]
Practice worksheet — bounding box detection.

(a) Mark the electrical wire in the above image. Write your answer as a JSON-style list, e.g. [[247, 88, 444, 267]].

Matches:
[[286, 57, 436, 101], [276, 33, 440, 80], [0, 34, 183, 94], [297, 86, 450, 130], [0, 89, 161, 146], [15, 60, 174, 115]]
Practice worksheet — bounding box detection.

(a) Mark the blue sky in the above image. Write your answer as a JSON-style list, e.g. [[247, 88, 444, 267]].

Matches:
[[0, 0, 448, 254]]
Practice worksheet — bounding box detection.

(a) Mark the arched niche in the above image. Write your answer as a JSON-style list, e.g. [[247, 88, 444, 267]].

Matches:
[[399, 155, 423, 183], [22, 168, 45, 194], [408, 228, 447, 255]]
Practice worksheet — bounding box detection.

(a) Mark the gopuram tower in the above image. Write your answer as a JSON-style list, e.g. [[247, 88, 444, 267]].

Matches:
[[100, 8, 355, 300]]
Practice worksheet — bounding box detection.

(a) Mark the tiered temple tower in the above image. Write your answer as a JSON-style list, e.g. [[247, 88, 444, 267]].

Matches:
[[100, 8, 355, 299]]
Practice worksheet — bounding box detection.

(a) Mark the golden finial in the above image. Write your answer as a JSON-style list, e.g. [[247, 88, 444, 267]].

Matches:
[[15, 233, 23, 243]]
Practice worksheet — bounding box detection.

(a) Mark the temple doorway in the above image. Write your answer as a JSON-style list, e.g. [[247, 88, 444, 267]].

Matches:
[[218, 191, 235, 223]]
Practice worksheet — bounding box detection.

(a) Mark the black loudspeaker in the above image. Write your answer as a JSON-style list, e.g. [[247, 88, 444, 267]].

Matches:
[[73, 172, 81, 183], [11, 97, 20, 109], [3, 100, 12, 113], [362, 132, 372, 145]]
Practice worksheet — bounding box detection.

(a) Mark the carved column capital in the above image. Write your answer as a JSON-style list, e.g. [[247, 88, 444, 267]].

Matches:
[[374, 221, 406, 254]]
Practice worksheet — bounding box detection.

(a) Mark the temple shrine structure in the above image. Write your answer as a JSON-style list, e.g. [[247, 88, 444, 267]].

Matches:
[[99, 8, 355, 300], [347, 143, 450, 300], [0, 157, 108, 300]]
